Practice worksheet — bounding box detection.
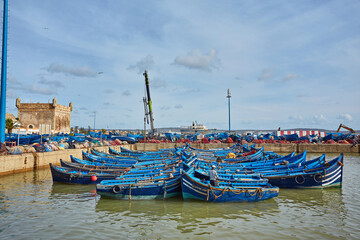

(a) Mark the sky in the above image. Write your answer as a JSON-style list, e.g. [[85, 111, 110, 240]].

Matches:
[[2, 0, 360, 130]]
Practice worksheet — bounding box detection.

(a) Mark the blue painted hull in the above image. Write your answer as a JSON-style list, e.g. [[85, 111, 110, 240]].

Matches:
[[82, 152, 137, 166], [265, 154, 343, 188], [181, 169, 279, 202], [97, 175, 182, 200], [50, 163, 119, 184]]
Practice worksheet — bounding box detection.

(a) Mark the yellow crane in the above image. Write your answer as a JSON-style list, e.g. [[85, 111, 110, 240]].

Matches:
[[336, 124, 356, 133]]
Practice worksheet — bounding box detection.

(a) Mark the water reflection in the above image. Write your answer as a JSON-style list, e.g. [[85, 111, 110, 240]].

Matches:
[[51, 183, 95, 195], [95, 197, 183, 216], [278, 188, 344, 208]]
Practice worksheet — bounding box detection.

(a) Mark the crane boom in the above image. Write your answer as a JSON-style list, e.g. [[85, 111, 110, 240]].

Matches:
[[337, 123, 355, 133], [143, 70, 154, 135]]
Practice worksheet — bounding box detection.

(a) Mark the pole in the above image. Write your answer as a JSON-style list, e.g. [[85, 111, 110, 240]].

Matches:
[[226, 89, 231, 134], [93, 111, 96, 131], [143, 115, 146, 151], [143, 71, 154, 136], [0, 0, 8, 143]]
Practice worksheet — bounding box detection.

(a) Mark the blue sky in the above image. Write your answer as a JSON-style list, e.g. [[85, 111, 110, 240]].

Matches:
[[3, 0, 360, 130]]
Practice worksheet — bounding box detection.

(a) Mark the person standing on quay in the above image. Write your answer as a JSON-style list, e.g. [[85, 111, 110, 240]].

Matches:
[[209, 165, 219, 186]]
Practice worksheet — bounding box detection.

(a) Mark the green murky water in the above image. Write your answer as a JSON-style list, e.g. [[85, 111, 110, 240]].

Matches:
[[1, 153, 359, 239]]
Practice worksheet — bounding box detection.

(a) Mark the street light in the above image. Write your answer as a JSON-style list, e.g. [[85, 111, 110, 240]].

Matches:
[[226, 89, 231, 134]]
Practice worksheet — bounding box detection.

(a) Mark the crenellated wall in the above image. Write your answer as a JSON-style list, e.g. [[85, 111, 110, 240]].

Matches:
[[16, 97, 72, 133]]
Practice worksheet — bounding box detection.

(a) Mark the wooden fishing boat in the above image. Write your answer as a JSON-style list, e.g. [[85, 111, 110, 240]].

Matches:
[[96, 173, 182, 200], [191, 153, 343, 188], [82, 151, 137, 166], [71, 155, 135, 168], [187, 151, 307, 171], [181, 168, 279, 202], [49, 163, 121, 184], [51, 160, 181, 185], [108, 147, 184, 162], [263, 154, 344, 188], [60, 159, 128, 173]]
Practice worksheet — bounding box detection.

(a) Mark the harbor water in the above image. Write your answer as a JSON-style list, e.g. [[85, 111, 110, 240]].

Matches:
[[1, 154, 359, 239]]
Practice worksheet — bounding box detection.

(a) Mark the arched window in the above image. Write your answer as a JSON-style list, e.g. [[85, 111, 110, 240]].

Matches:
[[28, 125, 34, 129]]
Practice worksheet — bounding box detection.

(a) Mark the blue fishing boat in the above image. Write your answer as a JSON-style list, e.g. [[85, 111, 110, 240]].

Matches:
[[49, 163, 121, 184], [181, 168, 279, 202], [263, 154, 344, 188], [82, 151, 137, 167], [192, 153, 343, 189], [187, 151, 307, 171], [60, 159, 127, 173], [96, 173, 182, 200]]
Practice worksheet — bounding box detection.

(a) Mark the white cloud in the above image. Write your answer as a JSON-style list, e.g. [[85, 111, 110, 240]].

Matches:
[[160, 106, 171, 110], [122, 90, 131, 96], [127, 55, 154, 74], [173, 49, 220, 71], [29, 84, 57, 95], [46, 63, 97, 77], [38, 77, 65, 88], [313, 114, 327, 123], [288, 115, 304, 121], [151, 79, 167, 89], [283, 74, 299, 82], [338, 113, 353, 121], [258, 68, 274, 82], [8, 76, 22, 86]]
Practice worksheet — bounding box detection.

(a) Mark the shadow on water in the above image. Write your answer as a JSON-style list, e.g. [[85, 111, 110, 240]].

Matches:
[[51, 183, 96, 195], [95, 195, 279, 217], [50, 182, 97, 201], [95, 196, 184, 216]]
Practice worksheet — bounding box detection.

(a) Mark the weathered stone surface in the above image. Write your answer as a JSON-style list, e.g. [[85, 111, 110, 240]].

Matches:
[[16, 97, 72, 133]]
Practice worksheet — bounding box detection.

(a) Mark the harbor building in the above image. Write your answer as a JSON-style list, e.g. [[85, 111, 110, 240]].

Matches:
[[15, 97, 73, 133]]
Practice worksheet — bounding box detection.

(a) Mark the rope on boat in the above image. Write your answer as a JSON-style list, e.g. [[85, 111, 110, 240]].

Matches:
[[244, 188, 263, 198], [228, 188, 245, 194], [257, 188, 263, 198], [208, 184, 227, 200], [246, 188, 259, 197]]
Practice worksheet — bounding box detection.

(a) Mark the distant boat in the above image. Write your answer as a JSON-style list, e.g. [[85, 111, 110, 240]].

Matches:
[[180, 121, 208, 133]]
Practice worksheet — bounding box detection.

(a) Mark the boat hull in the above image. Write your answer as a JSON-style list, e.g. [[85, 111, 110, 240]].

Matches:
[[97, 176, 182, 200], [50, 164, 119, 184], [266, 156, 343, 188], [181, 171, 279, 202]]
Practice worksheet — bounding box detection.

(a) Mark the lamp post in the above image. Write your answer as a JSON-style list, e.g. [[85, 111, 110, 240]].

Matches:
[[226, 89, 231, 134]]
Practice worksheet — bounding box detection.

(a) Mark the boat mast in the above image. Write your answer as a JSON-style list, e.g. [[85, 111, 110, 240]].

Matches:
[[143, 70, 154, 136]]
